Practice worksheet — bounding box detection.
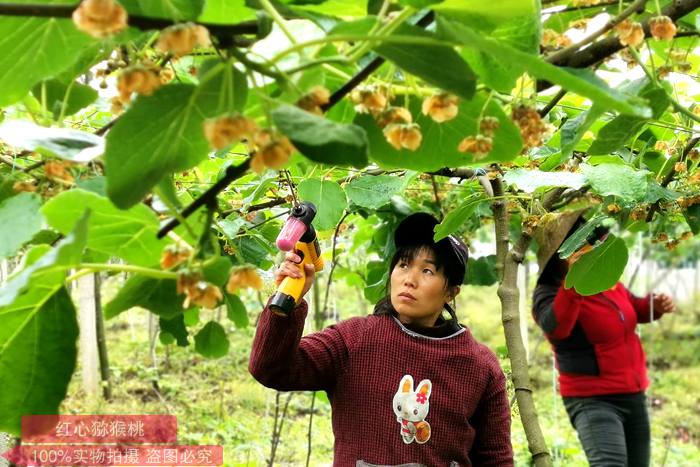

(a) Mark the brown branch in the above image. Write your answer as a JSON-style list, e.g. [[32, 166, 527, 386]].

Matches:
[[545, 0, 647, 65], [427, 167, 477, 180], [543, 0, 700, 78], [538, 89, 567, 118], [0, 3, 259, 38], [488, 176, 552, 467], [321, 11, 435, 112], [645, 136, 700, 222], [322, 211, 350, 320]]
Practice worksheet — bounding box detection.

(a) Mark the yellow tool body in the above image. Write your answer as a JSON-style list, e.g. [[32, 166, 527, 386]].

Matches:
[[270, 201, 323, 316]]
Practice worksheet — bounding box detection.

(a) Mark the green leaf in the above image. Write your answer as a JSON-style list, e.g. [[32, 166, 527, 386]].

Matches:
[[32, 79, 98, 119], [120, 0, 205, 20], [356, 92, 522, 171], [0, 120, 103, 162], [565, 234, 628, 296], [374, 22, 476, 100], [297, 179, 347, 231], [581, 164, 648, 203], [434, 195, 484, 241], [504, 169, 586, 193], [183, 308, 200, 327], [271, 105, 369, 167], [198, 0, 257, 23], [345, 175, 404, 209], [466, 255, 497, 286], [398, 0, 443, 7], [459, 13, 539, 92], [0, 193, 43, 259], [556, 105, 606, 163], [557, 215, 607, 259], [41, 189, 167, 267], [0, 12, 95, 106], [433, 0, 537, 32], [104, 275, 185, 320], [194, 321, 230, 358], [0, 287, 78, 435], [225, 293, 249, 328], [0, 212, 88, 308], [219, 217, 247, 240], [233, 234, 275, 269], [437, 17, 651, 117], [588, 87, 669, 155], [685, 204, 700, 235], [159, 315, 189, 346], [105, 62, 247, 208]]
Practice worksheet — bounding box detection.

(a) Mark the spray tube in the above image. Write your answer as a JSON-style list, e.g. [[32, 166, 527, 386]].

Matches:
[[269, 201, 324, 316]]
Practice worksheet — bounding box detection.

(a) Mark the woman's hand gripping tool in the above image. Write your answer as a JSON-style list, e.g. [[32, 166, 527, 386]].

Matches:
[[269, 202, 324, 316]]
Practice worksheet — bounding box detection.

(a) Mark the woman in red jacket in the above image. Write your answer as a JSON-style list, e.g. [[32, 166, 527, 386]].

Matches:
[[250, 212, 514, 466], [533, 214, 675, 467]]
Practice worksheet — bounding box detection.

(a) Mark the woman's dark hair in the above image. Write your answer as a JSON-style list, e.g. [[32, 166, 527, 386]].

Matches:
[[373, 241, 463, 321]]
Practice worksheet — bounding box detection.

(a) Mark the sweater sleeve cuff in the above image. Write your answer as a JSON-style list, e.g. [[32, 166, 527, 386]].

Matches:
[[264, 297, 309, 325]]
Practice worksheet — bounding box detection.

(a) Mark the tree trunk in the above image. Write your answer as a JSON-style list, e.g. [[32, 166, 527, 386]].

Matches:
[[490, 177, 552, 467], [77, 274, 100, 397], [93, 274, 112, 400]]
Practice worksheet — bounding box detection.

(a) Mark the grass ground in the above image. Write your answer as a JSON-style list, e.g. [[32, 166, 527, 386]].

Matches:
[[55, 279, 700, 466]]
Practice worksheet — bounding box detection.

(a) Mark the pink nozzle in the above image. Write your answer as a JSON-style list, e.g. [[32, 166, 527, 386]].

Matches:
[[276, 217, 307, 251]]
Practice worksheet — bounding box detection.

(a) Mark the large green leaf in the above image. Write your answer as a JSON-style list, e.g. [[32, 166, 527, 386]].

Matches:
[[345, 175, 404, 209], [104, 258, 231, 319], [581, 164, 648, 203], [32, 79, 98, 120], [198, 0, 257, 23], [0, 212, 88, 308], [565, 234, 628, 296], [297, 179, 348, 231], [374, 22, 476, 100], [685, 204, 700, 235], [557, 215, 607, 259], [460, 13, 539, 92], [0, 120, 103, 162], [105, 62, 247, 208], [225, 293, 249, 328], [433, 0, 537, 32], [194, 321, 230, 358], [588, 87, 669, 155], [104, 275, 185, 320], [434, 195, 484, 241], [466, 255, 497, 286], [0, 287, 78, 435], [271, 105, 369, 167], [541, 104, 606, 170], [41, 189, 167, 267], [437, 17, 651, 117], [0, 193, 43, 259], [120, 0, 205, 20], [356, 93, 522, 171], [0, 2, 96, 106], [159, 315, 189, 347]]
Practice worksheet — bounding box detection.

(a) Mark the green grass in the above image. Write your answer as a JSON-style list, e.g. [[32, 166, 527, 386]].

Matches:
[[55, 282, 700, 466]]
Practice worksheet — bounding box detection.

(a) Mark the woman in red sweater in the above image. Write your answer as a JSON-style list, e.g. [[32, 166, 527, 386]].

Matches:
[[533, 214, 675, 467], [250, 212, 513, 466]]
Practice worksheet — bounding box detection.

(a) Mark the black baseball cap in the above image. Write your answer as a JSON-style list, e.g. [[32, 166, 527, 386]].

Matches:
[[394, 212, 469, 283]]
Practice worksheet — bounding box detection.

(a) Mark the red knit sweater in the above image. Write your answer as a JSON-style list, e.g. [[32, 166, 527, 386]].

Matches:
[[249, 300, 513, 467]]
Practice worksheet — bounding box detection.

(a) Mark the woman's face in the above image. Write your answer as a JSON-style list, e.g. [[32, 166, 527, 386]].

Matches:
[[390, 248, 458, 327]]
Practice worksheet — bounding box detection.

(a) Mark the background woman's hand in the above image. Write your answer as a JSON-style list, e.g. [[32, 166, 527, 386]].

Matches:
[[274, 251, 316, 299], [652, 293, 675, 315]]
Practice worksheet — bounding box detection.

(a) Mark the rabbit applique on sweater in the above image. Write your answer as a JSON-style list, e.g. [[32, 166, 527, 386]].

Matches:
[[393, 375, 432, 444]]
